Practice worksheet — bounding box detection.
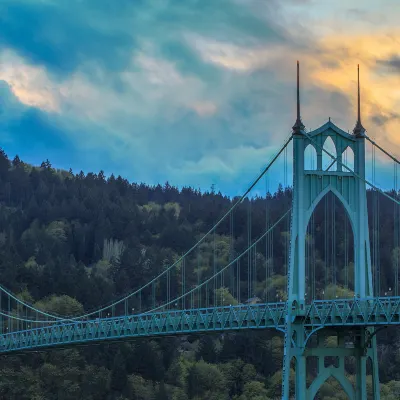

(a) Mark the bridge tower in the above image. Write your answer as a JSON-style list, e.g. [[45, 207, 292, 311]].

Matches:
[[281, 63, 380, 399]]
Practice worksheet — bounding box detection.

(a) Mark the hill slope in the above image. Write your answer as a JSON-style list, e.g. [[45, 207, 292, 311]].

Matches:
[[0, 149, 399, 399]]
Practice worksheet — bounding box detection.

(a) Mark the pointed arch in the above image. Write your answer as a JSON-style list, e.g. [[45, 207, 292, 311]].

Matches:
[[304, 144, 317, 170], [342, 146, 355, 172], [308, 369, 354, 399], [304, 186, 355, 300], [322, 136, 337, 171], [304, 185, 356, 243]]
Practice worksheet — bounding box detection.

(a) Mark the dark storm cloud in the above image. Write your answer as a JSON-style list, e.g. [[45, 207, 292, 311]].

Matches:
[[377, 55, 400, 73], [0, 0, 290, 81]]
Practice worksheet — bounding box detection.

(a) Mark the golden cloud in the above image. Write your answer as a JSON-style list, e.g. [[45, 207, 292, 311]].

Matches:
[[0, 50, 61, 113]]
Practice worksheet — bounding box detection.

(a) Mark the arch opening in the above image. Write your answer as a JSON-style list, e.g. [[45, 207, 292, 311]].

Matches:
[[304, 144, 317, 170], [322, 136, 337, 171], [342, 146, 355, 172], [305, 190, 354, 301], [313, 376, 350, 400]]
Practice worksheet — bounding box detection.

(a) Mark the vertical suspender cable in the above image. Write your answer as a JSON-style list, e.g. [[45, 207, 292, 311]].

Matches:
[[197, 246, 200, 308], [395, 161, 399, 296], [312, 212, 316, 300], [230, 209, 234, 299], [265, 174, 269, 302], [213, 226, 216, 306], [248, 199, 252, 299], [332, 193, 336, 298], [305, 216, 308, 301], [253, 243, 256, 299], [237, 260, 241, 304], [324, 195, 328, 299], [182, 254, 186, 309]]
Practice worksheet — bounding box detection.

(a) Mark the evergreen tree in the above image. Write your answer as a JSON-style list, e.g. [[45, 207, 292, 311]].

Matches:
[[12, 155, 21, 167]]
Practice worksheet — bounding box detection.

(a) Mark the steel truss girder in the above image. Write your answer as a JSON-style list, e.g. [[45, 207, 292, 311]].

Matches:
[[0, 297, 400, 354]]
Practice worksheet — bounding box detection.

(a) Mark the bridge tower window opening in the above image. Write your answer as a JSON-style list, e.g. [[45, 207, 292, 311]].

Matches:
[[304, 144, 317, 170], [342, 146, 355, 172], [322, 136, 337, 171]]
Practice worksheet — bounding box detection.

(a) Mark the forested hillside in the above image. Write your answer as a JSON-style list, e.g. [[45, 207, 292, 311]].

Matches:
[[0, 148, 400, 399]]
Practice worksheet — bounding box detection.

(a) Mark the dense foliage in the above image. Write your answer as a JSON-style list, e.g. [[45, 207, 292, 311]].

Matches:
[[0, 149, 399, 399]]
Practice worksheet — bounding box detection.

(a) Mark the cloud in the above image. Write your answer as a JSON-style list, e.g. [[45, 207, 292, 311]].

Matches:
[[370, 110, 400, 127], [0, 50, 61, 112], [345, 8, 388, 26], [166, 143, 287, 195], [0, 0, 400, 196], [0, 0, 288, 79], [377, 55, 400, 73], [0, 0, 135, 77], [0, 81, 78, 168]]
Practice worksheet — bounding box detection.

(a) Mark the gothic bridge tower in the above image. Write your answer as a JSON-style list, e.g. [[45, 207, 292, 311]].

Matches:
[[281, 63, 380, 400]]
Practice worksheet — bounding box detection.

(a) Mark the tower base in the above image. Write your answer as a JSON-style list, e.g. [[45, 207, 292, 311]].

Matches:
[[281, 322, 380, 399]]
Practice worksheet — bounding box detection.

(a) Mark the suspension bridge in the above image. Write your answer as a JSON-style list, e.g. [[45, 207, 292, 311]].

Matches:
[[1, 62, 400, 399]]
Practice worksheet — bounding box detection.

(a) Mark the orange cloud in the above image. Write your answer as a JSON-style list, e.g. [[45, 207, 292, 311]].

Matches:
[[310, 32, 400, 150], [0, 51, 61, 113]]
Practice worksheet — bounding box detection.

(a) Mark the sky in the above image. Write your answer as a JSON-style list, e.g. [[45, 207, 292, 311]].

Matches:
[[0, 0, 400, 197]]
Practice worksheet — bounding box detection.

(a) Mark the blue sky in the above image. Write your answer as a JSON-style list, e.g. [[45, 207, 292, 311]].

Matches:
[[0, 0, 399, 196]]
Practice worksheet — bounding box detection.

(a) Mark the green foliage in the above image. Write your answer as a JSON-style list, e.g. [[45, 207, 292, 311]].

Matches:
[[103, 238, 125, 263], [0, 149, 398, 397], [34, 295, 84, 317], [46, 221, 68, 242], [324, 284, 354, 299], [315, 377, 348, 400], [91, 259, 113, 282], [164, 202, 181, 219], [187, 359, 227, 399], [214, 287, 238, 306], [234, 381, 270, 400]]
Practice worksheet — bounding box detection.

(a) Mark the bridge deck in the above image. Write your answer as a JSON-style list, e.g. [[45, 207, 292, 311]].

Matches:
[[1, 297, 400, 353]]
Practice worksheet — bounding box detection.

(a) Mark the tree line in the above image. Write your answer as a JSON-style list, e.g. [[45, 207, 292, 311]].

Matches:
[[0, 149, 399, 399]]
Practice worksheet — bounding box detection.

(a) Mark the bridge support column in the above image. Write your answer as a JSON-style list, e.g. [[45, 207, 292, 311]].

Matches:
[[282, 320, 307, 399], [282, 326, 380, 399], [371, 335, 380, 398], [304, 327, 380, 400]]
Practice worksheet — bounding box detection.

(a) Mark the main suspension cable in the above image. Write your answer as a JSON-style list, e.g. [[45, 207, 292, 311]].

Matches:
[[7, 134, 294, 322]]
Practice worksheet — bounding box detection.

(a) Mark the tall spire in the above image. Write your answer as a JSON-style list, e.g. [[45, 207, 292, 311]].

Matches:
[[353, 64, 365, 136], [292, 61, 305, 134]]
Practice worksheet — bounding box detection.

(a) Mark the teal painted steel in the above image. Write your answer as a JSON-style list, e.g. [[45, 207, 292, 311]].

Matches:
[[0, 303, 285, 354], [282, 108, 380, 399], [1, 297, 400, 355]]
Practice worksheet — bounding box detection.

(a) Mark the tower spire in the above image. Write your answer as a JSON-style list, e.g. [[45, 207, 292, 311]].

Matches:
[[292, 61, 305, 134], [353, 64, 365, 136]]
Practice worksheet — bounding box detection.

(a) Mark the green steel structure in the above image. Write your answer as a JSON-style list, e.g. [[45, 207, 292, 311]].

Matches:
[[0, 63, 399, 399], [281, 63, 380, 399], [2, 297, 400, 355]]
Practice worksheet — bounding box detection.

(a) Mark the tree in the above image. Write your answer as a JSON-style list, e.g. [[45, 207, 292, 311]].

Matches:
[[196, 335, 217, 363], [40, 159, 52, 169], [34, 295, 84, 316], [12, 155, 22, 167], [236, 381, 269, 400], [0, 146, 399, 398], [110, 350, 128, 393], [187, 360, 227, 399]]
